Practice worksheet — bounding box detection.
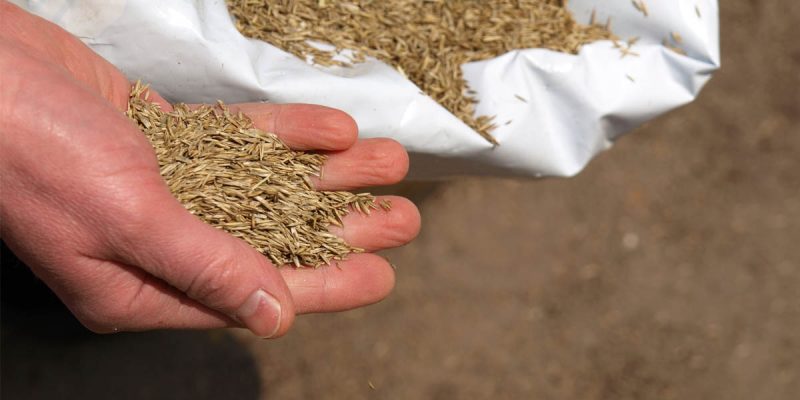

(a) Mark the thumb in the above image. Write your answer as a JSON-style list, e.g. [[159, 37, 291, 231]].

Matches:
[[107, 193, 296, 338]]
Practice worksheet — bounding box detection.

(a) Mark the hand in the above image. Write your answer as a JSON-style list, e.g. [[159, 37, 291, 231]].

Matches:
[[0, 2, 420, 337]]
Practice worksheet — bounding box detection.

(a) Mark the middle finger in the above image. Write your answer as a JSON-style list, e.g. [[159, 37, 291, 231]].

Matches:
[[314, 138, 409, 191]]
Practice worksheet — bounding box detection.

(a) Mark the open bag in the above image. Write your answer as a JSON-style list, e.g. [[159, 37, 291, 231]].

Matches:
[[15, 0, 720, 179]]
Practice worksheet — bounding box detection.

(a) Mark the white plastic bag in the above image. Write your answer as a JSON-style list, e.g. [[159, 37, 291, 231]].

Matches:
[[15, 0, 720, 179]]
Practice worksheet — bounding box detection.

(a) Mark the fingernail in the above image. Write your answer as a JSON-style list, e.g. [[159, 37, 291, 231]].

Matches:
[[237, 289, 282, 338]]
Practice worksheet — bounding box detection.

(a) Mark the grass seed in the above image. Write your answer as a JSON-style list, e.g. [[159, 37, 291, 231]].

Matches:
[[226, 0, 614, 144], [126, 82, 385, 267]]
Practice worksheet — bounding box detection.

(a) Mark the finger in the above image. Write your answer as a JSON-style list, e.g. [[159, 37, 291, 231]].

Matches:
[[68, 257, 239, 332], [313, 138, 410, 190], [327, 196, 421, 252], [182, 104, 409, 188], [215, 103, 358, 151], [102, 252, 396, 327], [279, 253, 396, 314], [108, 189, 296, 338]]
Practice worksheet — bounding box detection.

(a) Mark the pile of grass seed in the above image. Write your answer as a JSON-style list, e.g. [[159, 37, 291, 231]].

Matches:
[[227, 0, 614, 144], [126, 82, 388, 267]]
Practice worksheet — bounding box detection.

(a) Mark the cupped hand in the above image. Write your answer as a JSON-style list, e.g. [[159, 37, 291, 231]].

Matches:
[[0, 2, 420, 337]]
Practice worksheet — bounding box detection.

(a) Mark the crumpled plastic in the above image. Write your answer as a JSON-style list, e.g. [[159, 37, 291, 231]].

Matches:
[[15, 0, 720, 179]]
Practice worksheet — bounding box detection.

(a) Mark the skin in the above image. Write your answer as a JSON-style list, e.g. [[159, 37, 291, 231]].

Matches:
[[0, 2, 420, 338]]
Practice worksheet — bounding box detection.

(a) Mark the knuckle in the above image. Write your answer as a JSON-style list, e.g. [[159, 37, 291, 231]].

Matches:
[[185, 250, 242, 305], [362, 139, 409, 184]]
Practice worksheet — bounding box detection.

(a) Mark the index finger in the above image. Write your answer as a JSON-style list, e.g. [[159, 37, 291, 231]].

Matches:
[[225, 103, 359, 151]]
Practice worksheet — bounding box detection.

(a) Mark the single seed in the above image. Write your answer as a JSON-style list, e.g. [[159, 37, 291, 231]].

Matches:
[[632, 0, 649, 17]]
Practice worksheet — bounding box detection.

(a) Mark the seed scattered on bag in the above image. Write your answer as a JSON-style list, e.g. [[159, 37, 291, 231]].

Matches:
[[226, 0, 614, 145], [662, 33, 687, 56], [126, 82, 387, 268], [632, 0, 649, 17]]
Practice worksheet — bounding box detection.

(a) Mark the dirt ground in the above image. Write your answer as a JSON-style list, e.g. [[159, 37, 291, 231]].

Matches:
[[2, 2, 799, 399]]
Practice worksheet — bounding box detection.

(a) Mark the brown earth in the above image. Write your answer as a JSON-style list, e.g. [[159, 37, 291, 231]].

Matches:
[[2, 1, 798, 399]]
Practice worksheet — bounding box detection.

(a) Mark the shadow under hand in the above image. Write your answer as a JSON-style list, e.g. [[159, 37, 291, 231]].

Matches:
[[1, 242, 261, 400]]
